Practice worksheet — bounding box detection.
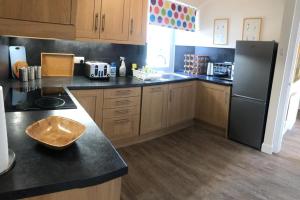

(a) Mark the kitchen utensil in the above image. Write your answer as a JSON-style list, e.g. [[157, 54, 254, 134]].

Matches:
[[19, 67, 28, 82], [28, 67, 35, 80], [25, 116, 86, 150], [9, 46, 27, 78], [35, 66, 42, 79], [41, 53, 74, 77]]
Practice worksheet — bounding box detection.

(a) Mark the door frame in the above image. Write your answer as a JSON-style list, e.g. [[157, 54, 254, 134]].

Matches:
[[262, 0, 300, 154]]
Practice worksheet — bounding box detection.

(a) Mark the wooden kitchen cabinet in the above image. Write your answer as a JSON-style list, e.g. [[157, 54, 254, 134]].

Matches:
[[100, 0, 130, 41], [102, 87, 141, 141], [140, 85, 169, 135], [167, 81, 196, 127], [0, 0, 77, 39], [75, 0, 147, 44], [196, 82, 231, 134], [128, 0, 148, 44], [71, 89, 104, 128], [0, 0, 74, 24], [76, 0, 101, 39]]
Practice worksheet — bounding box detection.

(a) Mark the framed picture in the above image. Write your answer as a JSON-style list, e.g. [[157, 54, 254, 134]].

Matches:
[[242, 18, 262, 41], [293, 44, 300, 82], [213, 18, 229, 45]]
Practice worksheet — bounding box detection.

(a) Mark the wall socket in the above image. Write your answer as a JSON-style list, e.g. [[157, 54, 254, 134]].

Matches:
[[74, 56, 85, 64]]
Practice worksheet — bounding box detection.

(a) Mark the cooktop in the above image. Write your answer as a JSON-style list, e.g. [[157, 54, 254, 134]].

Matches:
[[4, 87, 77, 112]]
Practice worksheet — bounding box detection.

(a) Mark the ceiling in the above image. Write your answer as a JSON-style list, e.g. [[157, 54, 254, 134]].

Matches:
[[178, 0, 209, 8]]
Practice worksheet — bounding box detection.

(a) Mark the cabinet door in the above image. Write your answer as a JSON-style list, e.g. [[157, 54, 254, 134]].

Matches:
[[168, 81, 196, 127], [196, 82, 230, 129], [76, 0, 101, 39], [128, 0, 147, 44], [102, 115, 140, 140], [0, 0, 73, 24], [71, 90, 103, 128], [181, 81, 196, 121], [100, 0, 130, 41], [140, 85, 169, 135]]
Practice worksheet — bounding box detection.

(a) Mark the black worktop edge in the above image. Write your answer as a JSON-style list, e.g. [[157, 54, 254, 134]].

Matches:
[[3, 167, 128, 200]]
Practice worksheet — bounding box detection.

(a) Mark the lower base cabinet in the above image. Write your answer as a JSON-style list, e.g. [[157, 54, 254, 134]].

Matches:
[[167, 81, 196, 127], [140, 85, 169, 135], [71, 80, 231, 145], [196, 81, 231, 136], [102, 87, 141, 141], [103, 115, 140, 140], [23, 178, 121, 200], [71, 89, 103, 128]]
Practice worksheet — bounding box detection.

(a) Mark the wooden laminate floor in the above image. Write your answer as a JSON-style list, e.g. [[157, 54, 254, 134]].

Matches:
[[119, 120, 300, 200]]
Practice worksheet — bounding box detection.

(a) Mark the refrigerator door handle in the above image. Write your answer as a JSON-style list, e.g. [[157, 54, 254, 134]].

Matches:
[[232, 94, 266, 103]]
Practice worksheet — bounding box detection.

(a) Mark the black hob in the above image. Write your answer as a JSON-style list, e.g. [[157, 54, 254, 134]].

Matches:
[[4, 87, 77, 112]]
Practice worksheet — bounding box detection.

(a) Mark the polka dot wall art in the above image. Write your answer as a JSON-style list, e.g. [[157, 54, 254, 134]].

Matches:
[[149, 0, 197, 32]]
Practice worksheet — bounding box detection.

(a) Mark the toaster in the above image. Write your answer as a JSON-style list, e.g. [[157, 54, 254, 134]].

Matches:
[[85, 61, 111, 80]]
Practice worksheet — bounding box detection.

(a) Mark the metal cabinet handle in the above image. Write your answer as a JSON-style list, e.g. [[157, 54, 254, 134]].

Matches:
[[101, 14, 106, 32], [114, 119, 129, 124], [151, 87, 162, 93], [130, 18, 134, 35], [115, 109, 129, 114], [95, 13, 99, 31], [116, 90, 131, 95], [115, 100, 130, 105], [225, 92, 228, 105]]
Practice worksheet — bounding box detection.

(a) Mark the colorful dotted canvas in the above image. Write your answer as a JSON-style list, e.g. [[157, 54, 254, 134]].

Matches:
[[149, 0, 197, 32]]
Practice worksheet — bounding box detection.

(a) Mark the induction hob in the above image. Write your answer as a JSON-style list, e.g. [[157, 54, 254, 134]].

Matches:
[[4, 87, 77, 112]]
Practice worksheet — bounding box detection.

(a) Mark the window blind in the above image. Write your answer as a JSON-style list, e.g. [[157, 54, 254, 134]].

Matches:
[[149, 0, 197, 32]]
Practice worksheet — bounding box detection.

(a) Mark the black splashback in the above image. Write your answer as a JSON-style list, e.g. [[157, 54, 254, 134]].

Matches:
[[8, 37, 147, 75], [195, 46, 235, 63], [174, 45, 195, 72], [174, 45, 235, 72], [0, 36, 9, 80]]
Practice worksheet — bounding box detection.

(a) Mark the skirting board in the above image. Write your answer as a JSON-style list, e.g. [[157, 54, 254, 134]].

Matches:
[[261, 143, 273, 154]]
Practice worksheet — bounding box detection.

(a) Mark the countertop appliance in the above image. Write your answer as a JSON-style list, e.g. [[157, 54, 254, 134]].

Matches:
[[85, 61, 110, 80], [228, 41, 278, 150], [213, 62, 233, 78], [4, 87, 77, 112]]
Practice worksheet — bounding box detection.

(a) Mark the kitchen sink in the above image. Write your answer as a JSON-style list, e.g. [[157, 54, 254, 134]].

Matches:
[[160, 73, 190, 80]]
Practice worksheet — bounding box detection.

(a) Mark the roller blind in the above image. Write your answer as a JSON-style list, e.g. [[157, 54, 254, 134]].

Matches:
[[149, 0, 197, 32]]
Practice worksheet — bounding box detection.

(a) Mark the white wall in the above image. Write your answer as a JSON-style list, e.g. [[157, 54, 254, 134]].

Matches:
[[175, 0, 285, 48], [263, 0, 300, 154]]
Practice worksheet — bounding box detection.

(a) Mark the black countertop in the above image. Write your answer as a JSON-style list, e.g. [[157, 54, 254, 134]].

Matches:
[[0, 74, 231, 199], [2, 74, 232, 91], [0, 88, 128, 200]]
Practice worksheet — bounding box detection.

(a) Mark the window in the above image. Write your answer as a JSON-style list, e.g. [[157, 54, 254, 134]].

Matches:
[[146, 24, 175, 72]]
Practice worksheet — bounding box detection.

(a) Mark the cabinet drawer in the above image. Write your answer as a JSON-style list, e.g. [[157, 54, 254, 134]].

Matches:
[[103, 96, 140, 109], [103, 106, 140, 119], [104, 87, 141, 99], [102, 115, 140, 140]]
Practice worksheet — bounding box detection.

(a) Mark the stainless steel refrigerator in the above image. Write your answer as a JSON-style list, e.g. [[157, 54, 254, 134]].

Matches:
[[229, 41, 278, 150]]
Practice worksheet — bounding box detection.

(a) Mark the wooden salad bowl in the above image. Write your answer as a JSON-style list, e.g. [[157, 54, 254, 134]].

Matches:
[[26, 116, 86, 150]]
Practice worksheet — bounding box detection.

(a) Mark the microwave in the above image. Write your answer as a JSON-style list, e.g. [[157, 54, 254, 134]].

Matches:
[[213, 62, 233, 77]]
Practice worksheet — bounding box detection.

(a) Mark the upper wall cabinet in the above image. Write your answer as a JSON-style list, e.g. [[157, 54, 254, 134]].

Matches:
[[0, 0, 73, 24], [128, 0, 148, 44], [76, 0, 101, 39], [76, 0, 147, 44], [0, 0, 147, 44], [100, 0, 130, 41], [0, 0, 77, 39]]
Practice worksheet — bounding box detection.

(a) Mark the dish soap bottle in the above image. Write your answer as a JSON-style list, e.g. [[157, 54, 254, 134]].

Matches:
[[119, 57, 126, 77]]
